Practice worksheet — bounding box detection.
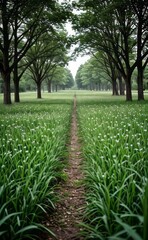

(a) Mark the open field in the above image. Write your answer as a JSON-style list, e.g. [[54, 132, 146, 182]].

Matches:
[[0, 94, 73, 239], [0, 90, 148, 240], [77, 93, 148, 240], [0, 90, 148, 104]]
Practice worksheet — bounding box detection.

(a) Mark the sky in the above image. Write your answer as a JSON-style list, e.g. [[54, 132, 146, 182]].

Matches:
[[58, 0, 90, 79], [67, 55, 90, 78], [65, 21, 90, 79]]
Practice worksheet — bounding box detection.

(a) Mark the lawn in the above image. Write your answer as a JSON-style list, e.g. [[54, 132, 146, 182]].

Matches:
[[0, 92, 73, 240], [0, 90, 148, 240], [76, 92, 148, 240]]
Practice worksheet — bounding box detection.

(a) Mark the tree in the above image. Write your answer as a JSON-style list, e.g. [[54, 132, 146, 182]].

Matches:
[[0, 0, 12, 104], [12, 0, 50, 102], [0, 0, 45, 103], [47, 66, 74, 92], [92, 52, 122, 95], [0, 0, 72, 104], [64, 68, 75, 89], [51, 66, 66, 92], [144, 64, 148, 90], [72, 0, 148, 100], [75, 64, 84, 89], [26, 31, 69, 98], [131, 0, 148, 100], [18, 70, 36, 92], [75, 57, 111, 91]]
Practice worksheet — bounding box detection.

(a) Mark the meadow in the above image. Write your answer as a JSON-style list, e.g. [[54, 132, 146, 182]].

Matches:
[[0, 92, 73, 239], [77, 93, 148, 240], [0, 90, 148, 240]]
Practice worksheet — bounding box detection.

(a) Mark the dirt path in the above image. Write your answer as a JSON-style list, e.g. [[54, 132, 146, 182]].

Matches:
[[45, 95, 84, 240]]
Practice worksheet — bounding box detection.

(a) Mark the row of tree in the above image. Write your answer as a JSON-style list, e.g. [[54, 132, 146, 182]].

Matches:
[[1, 0, 147, 103], [72, 0, 148, 100], [0, 65, 74, 95], [0, 0, 74, 104], [75, 55, 148, 95]]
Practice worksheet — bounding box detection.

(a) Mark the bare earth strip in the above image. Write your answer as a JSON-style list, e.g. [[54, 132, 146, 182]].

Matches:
[[44, 95, 84, 240]]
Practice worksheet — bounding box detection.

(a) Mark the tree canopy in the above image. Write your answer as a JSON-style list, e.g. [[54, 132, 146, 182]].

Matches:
[[72, 0, 148, 100], [0, 0, 147, 103], [0, 0, 73, 103]]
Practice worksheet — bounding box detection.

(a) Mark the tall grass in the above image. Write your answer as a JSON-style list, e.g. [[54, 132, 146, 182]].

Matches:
[[0, 101, 72, 239], [0, 90, 148, 239], [77, 100, 148, 239]]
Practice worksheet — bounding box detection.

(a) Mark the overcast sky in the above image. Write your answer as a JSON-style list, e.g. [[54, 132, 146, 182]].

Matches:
[[58, 0, 90, 78], [67, 56, 90, 78], [65, 22, 90, 79]]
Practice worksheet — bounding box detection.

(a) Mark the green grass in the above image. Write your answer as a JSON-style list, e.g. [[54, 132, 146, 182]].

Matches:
[[0, 90, 148, 239], [0, 91, 74, 104], [0, 89, 148, 104], [0, 94, 73, 240], [77, 95, 148, 239]]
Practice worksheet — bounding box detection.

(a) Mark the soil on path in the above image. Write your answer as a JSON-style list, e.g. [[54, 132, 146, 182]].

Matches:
[[44, 95, 85, 240]]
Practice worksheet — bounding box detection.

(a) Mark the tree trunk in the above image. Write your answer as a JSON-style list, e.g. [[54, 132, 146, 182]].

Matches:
[[98, 81, 101, 91], [13, 5, 20, 103], [112, 78, 119, 95], [37, 83, 42, 98], [137, 14, 144, 100], [2, 0, 12, 104], [13, 51, 20, 102], [3, 73, 12, 104], [96, 83, 98, 91], [125, 72, 132, 101], [137, 67, 144, 100], [118, 75, 125, 95], [14, 78, 20, 102], [48, 80, 52, 93], [55, 84, 58, 92], [110, 63, 119, 95]]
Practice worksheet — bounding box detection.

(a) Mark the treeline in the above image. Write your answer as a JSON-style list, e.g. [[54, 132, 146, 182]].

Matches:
[[0, 0, 74, 104], [75, 55, 148, 95], [0, 66, 74, 96], [72, 0, 148, 100], [1, 0, 148, 103]]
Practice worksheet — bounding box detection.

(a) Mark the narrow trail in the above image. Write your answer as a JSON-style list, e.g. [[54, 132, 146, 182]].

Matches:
[[45, 95, 84, 240]]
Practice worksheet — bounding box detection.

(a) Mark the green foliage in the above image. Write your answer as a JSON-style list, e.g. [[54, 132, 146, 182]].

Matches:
[[23, 29, 70, 97], [51, 67, 74, 90], [72, 0, 148, 100], [0, 0, 72, 103], [0, 90, 147, 239], [77, 96, 148, 239], [0, 99, 72, 239], [19, 72, 36, 92], [64, 68, 75, 88], [75, 57, 111, 90], [144, 67, 148, 90], [75, 64, 84, 89]]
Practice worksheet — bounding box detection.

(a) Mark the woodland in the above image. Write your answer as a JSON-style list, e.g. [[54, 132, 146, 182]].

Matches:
[[0, 0, 148, 103], [0, 1, 148, 240]]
